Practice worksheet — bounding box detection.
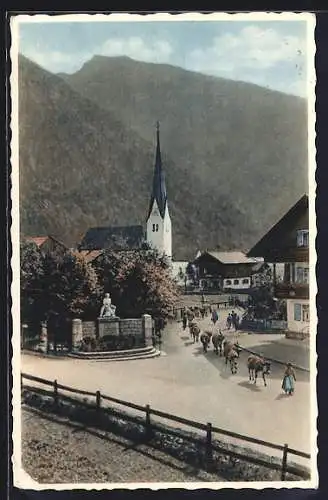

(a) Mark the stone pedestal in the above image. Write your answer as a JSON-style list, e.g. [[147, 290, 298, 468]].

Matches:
[[98, 317, 120, 338], [72, 319, 83, 351], [142, 314, 153, 347]]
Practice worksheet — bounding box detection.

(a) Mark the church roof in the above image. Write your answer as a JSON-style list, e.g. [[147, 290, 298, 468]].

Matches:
[[79, 225, 145, 251], [147, 122, 167, 219]]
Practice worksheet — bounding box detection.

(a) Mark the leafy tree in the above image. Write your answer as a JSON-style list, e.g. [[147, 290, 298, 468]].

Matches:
[[246, 264, 286, 320], [21, 244, 103, 349], [42, 251, 103, 321], [93, 249, 180, 321], [20, 241, 45, 324]]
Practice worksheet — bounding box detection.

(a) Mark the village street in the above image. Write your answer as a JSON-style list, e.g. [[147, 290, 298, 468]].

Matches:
[[21, 309, 312, 467]]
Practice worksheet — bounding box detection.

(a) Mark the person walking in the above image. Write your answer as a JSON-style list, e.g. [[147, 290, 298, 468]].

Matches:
[[282, 363, 296, 395], [231, 310, 237, 330], [235, 313, 240, 331], [211, 308, 219, 326], [182, 309, 188, 330], [226, 313, 232, 330]]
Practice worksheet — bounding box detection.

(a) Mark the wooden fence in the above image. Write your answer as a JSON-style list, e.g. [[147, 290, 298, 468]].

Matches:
[[21, 373, 311, 481]]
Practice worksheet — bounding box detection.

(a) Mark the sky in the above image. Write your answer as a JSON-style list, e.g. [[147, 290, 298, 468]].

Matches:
[[17, 15, 312, 97]]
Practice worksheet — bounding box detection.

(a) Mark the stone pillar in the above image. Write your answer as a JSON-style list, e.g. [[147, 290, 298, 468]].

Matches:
[[39, 321, 48, 353], [142, 314, 153, 347], [72, 319, 83, 351]]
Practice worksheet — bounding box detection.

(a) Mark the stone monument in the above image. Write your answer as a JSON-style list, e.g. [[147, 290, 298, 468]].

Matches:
[[100, 293, 118, 318], [98, 293, 120, 337]]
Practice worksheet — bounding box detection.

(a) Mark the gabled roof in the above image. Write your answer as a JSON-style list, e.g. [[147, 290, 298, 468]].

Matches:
[[79, 225, 145, 251], [74, 250, 103, 263], [25, 235, 67, 249], [26, 236, 48, 247], [247, 194, 309, 258], [198, 250, 258, 265], [147, 122, 167, 219]]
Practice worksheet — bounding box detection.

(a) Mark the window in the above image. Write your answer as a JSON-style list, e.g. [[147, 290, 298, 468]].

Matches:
[[226, 279, 232, 285], [156, 224, 159, 232], [152, 223, 159, 232], [294, 303, 302, 321], [296, 267, 309, 284], [302, 305, 310, 322], [242, 278, 249, 284], [233, 279, 239, 285], [294, 303, 309, 322], [297, 230, 309, 247]]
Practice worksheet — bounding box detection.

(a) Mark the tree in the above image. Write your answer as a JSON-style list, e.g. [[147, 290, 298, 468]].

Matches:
[[246, 264, 286, 320], [20, 241, 45, 324], [21, 244, 103, 349], [42, 251, 103, 321], [93, 249, 180, 321]]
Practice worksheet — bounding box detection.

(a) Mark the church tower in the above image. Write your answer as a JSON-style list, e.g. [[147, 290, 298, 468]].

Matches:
[[146, 122, 172, 260]]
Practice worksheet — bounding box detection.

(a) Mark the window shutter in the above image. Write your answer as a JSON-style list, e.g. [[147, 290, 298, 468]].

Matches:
[[294, 303, 302, 321]]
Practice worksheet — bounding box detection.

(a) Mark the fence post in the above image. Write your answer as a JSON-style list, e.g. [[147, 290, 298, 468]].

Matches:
[[145, 404, 152, 440], [53, 379, 58, 406], [96, 390, 101, 411], [281, 443, 289, 480], [206, 422, 213, 469]]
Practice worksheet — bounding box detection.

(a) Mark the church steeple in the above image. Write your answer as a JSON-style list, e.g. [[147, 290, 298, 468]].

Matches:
[[146, 122, 172, 260], [148, 121, 167, 219]]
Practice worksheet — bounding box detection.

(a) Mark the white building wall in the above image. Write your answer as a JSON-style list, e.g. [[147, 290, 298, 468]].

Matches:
[[146, 200, 172, 259], [223, 277, 251, 290], [287, 298, 310, 333]]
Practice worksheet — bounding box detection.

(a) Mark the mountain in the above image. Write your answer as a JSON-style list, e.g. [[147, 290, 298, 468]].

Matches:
[[19, 55, 257, 259], [62, 55, 308, 233]]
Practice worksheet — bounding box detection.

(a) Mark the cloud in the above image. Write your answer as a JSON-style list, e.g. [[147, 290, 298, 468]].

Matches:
[[19, 26, 307, 96], [20, 45, 92, 74], [185, 25, 306, 95], [20, 36, 174, 74], [98, 36, 173, 64]]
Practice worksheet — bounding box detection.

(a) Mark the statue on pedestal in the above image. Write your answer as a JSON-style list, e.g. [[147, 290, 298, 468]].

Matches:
[[100, 293, 117, 319]]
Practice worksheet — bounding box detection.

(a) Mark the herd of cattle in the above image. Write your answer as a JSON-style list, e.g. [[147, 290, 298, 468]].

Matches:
[[188, 321, 271, 386]]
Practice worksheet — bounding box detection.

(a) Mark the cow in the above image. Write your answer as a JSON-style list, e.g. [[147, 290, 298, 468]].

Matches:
[[189, 322, 201, 343], [200, 331, 212, 353], [247, 355, 271, 387], [212, 330, 225, 356], [223, 340, 240, 374]]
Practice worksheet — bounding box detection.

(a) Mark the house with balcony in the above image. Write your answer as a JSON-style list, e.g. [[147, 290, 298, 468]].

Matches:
[[192, 250, 263, 292], [248, 194, 309, 336]]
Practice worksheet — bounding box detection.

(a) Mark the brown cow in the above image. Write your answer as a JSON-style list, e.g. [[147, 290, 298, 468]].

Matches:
[[212, 331, 225, 356], [200, 331, 212, 353], [247, 355, 271, 386], [223, 340, 239, 374], [189, 322, 201, 343]]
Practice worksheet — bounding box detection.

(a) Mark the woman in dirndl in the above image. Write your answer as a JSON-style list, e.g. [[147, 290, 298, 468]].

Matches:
[[282, 363, 296, 395]]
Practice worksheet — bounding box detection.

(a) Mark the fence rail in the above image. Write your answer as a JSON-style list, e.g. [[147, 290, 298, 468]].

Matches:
[[21, 372, 311, 480]]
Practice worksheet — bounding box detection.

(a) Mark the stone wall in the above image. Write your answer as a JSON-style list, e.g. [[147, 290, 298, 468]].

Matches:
[[76, 315, 153, 350], [82, 321, 97, 338], [119, 318, 143, 336]]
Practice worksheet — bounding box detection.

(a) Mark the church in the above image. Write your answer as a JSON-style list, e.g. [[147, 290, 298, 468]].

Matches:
[[78, 122, 172, 261]]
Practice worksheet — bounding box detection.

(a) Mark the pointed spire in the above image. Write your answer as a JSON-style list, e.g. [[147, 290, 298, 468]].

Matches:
[[148, 121, 167, 219]]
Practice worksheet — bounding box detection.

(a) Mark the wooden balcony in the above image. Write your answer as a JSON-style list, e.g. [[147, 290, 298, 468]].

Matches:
[[263, 247, 309, 263], [274, 282, 309, 300]]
